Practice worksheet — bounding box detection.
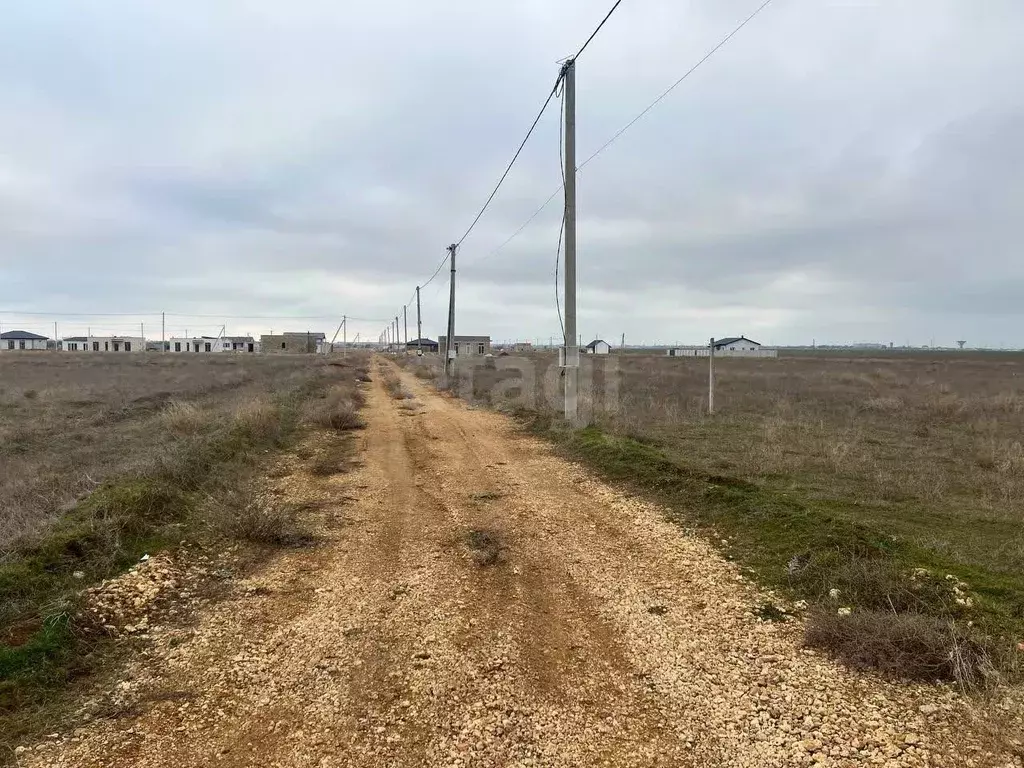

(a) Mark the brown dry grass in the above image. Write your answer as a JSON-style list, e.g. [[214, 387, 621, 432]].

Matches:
[[159, 401, 205, 436], [600, 353, 1024, 576], [0, 354, 335, 555]]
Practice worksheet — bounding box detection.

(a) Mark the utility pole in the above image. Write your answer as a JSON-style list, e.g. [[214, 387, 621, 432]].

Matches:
[[342, 316, 347, 356], [54, 321, 58, 351], [162, 312, 165, 352], [444, 244, 457, 383], [708, 337, 716, 415], [416, 286, 422, 355], [562, 58, 579, 425], [403, 305, 408, 349], [394, 316, 399, 354]]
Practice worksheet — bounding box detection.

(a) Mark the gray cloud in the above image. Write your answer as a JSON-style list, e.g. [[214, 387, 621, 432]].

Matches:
[[1, 0, 1023, 347]]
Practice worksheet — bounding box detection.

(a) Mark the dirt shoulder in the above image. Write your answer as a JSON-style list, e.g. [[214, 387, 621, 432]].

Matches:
[[16, 357, 1021, 767]]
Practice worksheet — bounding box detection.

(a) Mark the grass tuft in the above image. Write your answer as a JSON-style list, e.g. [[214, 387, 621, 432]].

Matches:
[[160, 401, 205, 436], [232, 398, 282, 444]]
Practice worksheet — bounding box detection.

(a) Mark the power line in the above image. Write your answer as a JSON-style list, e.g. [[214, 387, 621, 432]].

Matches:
[[574, 0, 626, 59], [454, 72, 562, 247], [465, 0, 777, 268], [579, 0, 776, 170], [419, 251, 451, 291]]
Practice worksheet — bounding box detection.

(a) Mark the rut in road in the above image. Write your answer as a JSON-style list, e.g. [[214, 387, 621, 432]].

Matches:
[[20, 358, 1014, 768]]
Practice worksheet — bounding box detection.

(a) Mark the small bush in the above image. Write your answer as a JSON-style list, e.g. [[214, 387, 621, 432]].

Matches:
[[232, 398, 282, 443], [382, 372, 413, 400], [792, 556, 958, 616], [22, 389, 38, 400], [414, 367, 438, 381], [804, 609, 992, 686], [211, 491, 309, 547], [308, 442, 351, 477], [312, 400, 365, 431], [160, 401, 205, 436]]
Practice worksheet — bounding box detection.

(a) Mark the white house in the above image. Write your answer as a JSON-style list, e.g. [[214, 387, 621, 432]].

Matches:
[[224, 336, 258, 353], [169, 336, 222, 353], [1, 330, 49, 350], [62, 336, 144, 352], [713, 336, 762, 352], [667, 336, 778, 359], [584, 339, 611, 355]]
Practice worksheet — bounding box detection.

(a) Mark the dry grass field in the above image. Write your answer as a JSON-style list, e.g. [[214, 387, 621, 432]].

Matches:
[[1, 354, 328, 551], [417, 349, 1024, 684], [0, 351, 368, 740], [609, 352, 1024, 571]]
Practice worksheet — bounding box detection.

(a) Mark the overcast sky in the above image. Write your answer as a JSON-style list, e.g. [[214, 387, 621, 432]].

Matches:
[[1, 0, 1022, 347]]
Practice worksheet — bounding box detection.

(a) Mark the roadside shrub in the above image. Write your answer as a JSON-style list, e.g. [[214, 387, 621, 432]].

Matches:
[[382, 371, 412, 400], [414, 367, 438, 381], [311, 400, 365, 431], [804, 609, 992, 686], [792, 555, 960, 616], [210, 490, 309, 547], [160, 401, 205, 436]]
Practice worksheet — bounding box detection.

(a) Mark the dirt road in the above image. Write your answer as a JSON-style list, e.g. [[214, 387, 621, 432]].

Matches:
[[19, 359, 1015, 767]]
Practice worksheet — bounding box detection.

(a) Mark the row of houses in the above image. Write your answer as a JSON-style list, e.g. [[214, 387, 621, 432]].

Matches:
[[1, 330, 329, 354], [399, 337, 614, 356], [4, 329, 775, 358]]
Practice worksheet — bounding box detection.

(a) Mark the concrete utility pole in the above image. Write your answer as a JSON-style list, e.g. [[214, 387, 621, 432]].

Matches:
[[444, 243, 457, 383], [562, 58, 579, 425], [708, 337, 716, 415], [403, 306, 408, 349], [54, 321, 58, 350], [394, 316, 400, 353], [342, 316, 347, 356], [162, 312, 165, 351], [329, 319, 344, 353], [416, 286, 422, 355]]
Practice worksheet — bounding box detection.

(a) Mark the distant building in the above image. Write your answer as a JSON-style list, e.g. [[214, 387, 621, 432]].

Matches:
[[1, 330, 48, 351], [406, 338, 439, 353], [438, 335, 491, 358], [61, 335, 144, 352], [224, 336, 258, 353], [584, 339, 611, 355], [62, 336, 89, 351], [168, 336, 222, 353], [507, 341, 533, 353], [260, 332, 325, 354], [713, 336, 762, 352], [667, 336, 778, 359]]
